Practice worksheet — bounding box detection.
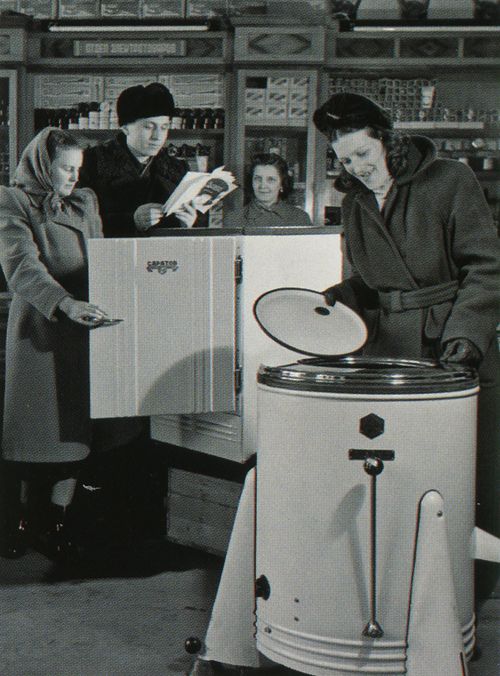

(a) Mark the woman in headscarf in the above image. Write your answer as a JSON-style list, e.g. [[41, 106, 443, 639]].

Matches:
[[0, 127, 108, 560]]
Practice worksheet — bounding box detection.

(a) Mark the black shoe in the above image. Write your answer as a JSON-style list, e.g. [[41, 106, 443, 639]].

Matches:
[[46, 519, 79, 564], [0, 517, 29, 559]]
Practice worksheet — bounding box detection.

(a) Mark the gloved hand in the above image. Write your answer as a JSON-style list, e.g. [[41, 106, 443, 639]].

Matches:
[[441, 338, 482, 366], [133, 203, 164, 232], [323, 284, 342, 307]]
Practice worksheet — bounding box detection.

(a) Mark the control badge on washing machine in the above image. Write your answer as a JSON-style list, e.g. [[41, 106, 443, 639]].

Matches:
[[360, 413, 385, 439]]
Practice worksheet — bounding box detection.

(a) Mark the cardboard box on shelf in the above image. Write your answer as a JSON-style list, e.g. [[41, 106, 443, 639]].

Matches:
[[185, 0, 226, 16], [58, 0, 99, 17], [19, 0, 55, 17], [245, 88, 265, 120], [265, 89, 288, 120], [141, 0, 184, 16], [0, 0, 18, 11], [101, 0, 140, 16]]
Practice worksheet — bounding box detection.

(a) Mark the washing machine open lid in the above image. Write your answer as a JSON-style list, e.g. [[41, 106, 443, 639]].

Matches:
[[253, 287, 368, 357]]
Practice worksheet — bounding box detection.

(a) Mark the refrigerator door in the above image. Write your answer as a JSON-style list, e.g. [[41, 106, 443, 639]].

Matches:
[[88, 236, 236, 418]]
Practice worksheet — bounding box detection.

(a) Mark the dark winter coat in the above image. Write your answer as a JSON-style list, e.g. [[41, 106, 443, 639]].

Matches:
[[78, 132, 189, 237], [330, 136, 500, 381], [0, 185, 103, 463]]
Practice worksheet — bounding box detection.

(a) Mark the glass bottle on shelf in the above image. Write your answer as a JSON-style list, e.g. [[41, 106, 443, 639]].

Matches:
[[182, 109, 194, 130], [68, 108, 79, 130], [88, 102, 100, 129], [203, 108, 214, 130], [193, 108, 204, 130], [171, 108, 182, 130], [214, 108, 224, 129], [78, 102, 90, 129]]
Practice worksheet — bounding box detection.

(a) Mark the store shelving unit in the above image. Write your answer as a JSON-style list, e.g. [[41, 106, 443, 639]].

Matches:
[[316, 23, 500, 231]]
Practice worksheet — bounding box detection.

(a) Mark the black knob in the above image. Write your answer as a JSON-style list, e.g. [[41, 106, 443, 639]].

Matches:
[[184, 637, 202, 654], [363, 457, 384, 476], [255, 574, 271, 600]]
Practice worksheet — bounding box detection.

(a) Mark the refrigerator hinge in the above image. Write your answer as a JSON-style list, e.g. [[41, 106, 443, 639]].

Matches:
[[234, 255, 243, 284], [234, 365, 242, 394]]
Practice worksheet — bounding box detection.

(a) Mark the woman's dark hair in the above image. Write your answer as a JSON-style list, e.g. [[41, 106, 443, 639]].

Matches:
[[46, 129, 82, 163], [330, 125, 411, 192], [246, 152, 293, 201]]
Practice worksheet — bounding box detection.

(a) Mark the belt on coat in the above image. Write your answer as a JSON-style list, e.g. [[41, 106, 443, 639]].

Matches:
[[378, 280, 459, 313]]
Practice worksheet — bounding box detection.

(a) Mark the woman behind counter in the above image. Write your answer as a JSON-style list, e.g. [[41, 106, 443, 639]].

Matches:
[[224, 153, 313, 229], [0, 128, 108, 560]]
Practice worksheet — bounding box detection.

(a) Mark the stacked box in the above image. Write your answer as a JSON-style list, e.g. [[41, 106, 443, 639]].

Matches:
[[245, 87, 266, 122], [58, 0, 99, 17], [265, 77, 289, 120], [160, 74, 224, 109], [167, 469, 242, 555], [19, 0, 55, 16], [141, 0, 184, 17], [288, 76, 309, 121], [34, 74, 103, 108], [329, 76, 439, 123], [103, 75, 157, 113], [227, 0, 266, 14], [0, 0, 18, 11], [101, 0, 140, 16], [185, 0, 226, 16]]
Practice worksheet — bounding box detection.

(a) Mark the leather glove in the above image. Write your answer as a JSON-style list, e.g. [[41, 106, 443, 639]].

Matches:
[[441, 338, 482, 366], [133, 203, 164, 232], [323, 284, 343, 308]]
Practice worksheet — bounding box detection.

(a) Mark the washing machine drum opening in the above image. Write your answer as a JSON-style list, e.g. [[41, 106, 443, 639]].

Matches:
[[258, 356, 478, 395]]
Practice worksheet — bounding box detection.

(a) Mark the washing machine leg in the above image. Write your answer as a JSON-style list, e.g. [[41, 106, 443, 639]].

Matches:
[[200, 468, 260, 669], [406, 490, 468, 676], [472, 526, 500, 563]]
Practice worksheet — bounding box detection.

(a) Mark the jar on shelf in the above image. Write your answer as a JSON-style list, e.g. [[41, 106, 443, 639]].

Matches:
[[68, 108, 80, 130], [78, 102, 90, 130], [171, 108, 183, 129], [182, 109, 194, 130], [214, 108, 225, 129], [203, 108, 214, 130], [88, 102, 100, 129]]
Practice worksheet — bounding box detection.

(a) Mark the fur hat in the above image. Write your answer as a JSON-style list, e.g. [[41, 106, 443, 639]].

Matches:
[[117, 83, 175, 126], [313, 92, 392, 138]]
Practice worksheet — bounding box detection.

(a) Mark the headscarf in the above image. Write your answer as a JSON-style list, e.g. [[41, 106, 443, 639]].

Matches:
[[11, 127, 83, 217]]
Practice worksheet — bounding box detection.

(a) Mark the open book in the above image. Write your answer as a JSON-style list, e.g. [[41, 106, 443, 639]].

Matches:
[[163, 166, 238, 216]]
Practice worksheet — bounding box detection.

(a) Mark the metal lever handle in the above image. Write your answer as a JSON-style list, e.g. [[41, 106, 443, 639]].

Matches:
[[362, 456, 384, 639]]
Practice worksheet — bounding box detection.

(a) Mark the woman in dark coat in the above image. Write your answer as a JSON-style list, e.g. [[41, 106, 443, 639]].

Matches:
[[313, 92, 500, 598], [224, 153, 313, 229], [0, 128, 108, 559]]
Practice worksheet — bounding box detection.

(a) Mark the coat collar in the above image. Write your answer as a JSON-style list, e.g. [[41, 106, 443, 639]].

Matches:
[[27, 190, 89, 234], [353, 190, 419, 290]]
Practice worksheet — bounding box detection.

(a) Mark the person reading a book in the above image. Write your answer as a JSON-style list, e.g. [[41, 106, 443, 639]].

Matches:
[[223, 153, 313, 229], [193, 177, 230, 210], [79, 82, 197, 237]]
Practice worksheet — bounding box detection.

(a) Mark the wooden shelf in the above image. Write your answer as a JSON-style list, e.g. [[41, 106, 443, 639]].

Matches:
[[394, 121, 486, 130], [245, 120, 307, 129], [36, 128, 224, 139]]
